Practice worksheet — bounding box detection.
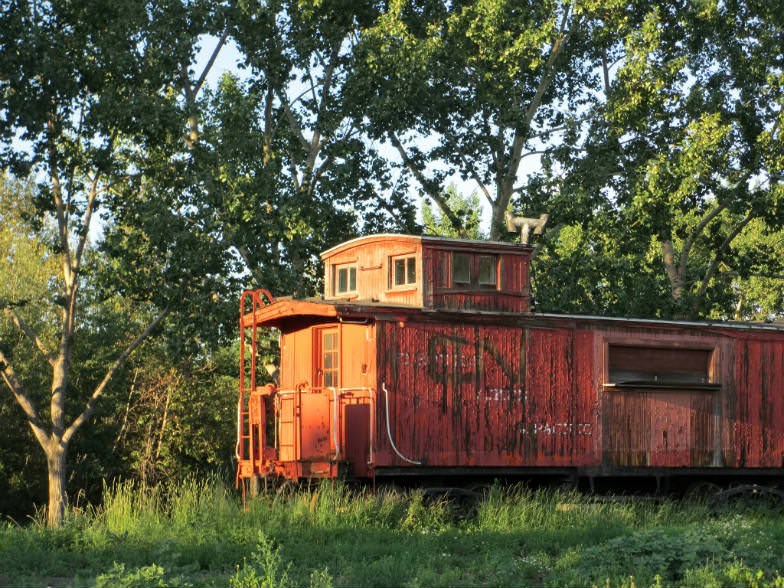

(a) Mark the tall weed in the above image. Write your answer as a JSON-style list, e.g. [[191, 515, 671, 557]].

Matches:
[[228, 531, 291, 588]]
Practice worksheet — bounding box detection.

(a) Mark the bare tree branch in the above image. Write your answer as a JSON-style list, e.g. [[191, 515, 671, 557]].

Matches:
[[503, 7, 577, 193], [389, 132, 466, 236], [602, 49, 611, 96], [692, 213, 754, 315], [311, 154, 335, 193], [194, 30, 229, 97], [279, 94, 311, 151], [47, 119, 73, 286], [679, 201, 728, 280], [455, 146, 494, 207], [62, 307, 170, 446], [304, 36, 344, 178], [2, 306, 56, 366], [661, 239, 682, 298], [0, 349, 49, 447], [235, 244, 266, 287]]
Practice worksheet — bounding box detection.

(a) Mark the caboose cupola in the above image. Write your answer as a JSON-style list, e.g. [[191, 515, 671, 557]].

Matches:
[[321, 234, 533, 313]]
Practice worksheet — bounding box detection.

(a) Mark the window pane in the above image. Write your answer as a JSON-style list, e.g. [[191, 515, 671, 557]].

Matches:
[[394, 259, 405, 285], [325, 372, 333, 387], [324, 353, 332, 369], [407, 257, 416, 284], [479, 256, 496, 285], [337, 267, 347, 293], [608, 345, 711, 384], [453, 253, 469, 284], [349, 267, 356, 291]]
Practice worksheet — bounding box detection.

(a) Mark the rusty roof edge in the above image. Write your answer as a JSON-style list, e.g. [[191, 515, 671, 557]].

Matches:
[[320, 234, 420, 258], [243, 298, 784, 332], [319, 233, 532, 258], [529, 311, 784, 332], [242, 299, 338, 327]]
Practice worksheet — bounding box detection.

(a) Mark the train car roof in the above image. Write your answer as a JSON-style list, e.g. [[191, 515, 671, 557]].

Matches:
[[242, 295, 784, 334], [319, 233, 533, 258]]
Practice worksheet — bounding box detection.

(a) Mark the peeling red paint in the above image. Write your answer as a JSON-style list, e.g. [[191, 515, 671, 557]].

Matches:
[[236, 236, 784, 487]]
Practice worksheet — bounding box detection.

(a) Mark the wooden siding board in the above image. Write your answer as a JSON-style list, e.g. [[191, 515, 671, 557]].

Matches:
[[374, 321, 596, 468], [324, 239, 424, 307], [323, 236, 531, 312], [269, 296, 784, 479]]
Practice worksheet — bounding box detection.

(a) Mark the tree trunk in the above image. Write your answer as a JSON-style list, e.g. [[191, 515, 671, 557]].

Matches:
[[489, 198, 509, 241], [46, 442, 67, 528]]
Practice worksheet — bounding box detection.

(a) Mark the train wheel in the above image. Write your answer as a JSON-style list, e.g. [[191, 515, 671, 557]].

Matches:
[[274, 479, 297, 501], [683, 481, 721, 502], [249, 474, 260, 498], [710, 484, 784, 512]]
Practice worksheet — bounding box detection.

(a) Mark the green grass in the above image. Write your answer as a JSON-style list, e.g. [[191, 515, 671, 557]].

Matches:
[[1, 479, 784, 587]]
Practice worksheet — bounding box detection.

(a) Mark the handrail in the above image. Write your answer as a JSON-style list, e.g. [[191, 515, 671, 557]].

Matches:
[[329, 387, 340, 461], [237, 287, 276, 473], [240, 288, 276, 318], [235, 399, 242, 461], [368, 387, 375, 466], [382, 382, 421, 465], [275, 386, 373, 395]]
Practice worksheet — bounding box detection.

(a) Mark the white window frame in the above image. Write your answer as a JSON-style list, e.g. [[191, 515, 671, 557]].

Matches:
[[390, 254, 417, 288], [333, 263, 357, 296]]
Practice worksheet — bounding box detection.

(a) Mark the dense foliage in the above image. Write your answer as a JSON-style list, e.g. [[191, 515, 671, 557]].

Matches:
[[3, 482, 784, 587], [1, 0, 782, 524]]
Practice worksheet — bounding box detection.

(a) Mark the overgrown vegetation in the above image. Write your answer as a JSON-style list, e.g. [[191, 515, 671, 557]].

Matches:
[[1, 480, 783, 587]]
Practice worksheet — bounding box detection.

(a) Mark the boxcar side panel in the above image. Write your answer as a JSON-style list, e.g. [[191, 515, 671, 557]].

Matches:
[[524, 327, 596, 466], [375, 320, 595, 468], [596, 326, 724, 469], [733, 337, 784, 467]]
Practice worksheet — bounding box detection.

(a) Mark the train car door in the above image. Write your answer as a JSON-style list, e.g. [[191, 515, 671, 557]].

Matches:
[[602, 343, 719, 468], [299, 328, 338, 461]]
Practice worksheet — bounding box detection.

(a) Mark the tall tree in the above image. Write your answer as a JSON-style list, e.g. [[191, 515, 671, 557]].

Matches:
[[356, 0, 626, 240], [537, 0, 784, 319], [157, 0, 421, 302], [0, 0, 225, 526]]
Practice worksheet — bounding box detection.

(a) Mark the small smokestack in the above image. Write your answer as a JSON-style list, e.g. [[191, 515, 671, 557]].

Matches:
[[505, 211, 549, 245]]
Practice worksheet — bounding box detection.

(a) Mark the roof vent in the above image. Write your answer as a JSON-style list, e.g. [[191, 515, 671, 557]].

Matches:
[[505, 211, 549, 245]]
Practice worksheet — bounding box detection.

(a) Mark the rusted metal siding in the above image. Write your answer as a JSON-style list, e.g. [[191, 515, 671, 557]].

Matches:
[[596, 327, 723, 469], [525, 327, 595, 465], [248, 287, 784, 482], [596, 325, 784, 470], [374, 317, 784, 473], [375, 320, 595, 468]]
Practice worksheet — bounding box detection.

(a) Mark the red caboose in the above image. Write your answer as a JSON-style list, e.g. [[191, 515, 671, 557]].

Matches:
[[235, 234, 784, 493]]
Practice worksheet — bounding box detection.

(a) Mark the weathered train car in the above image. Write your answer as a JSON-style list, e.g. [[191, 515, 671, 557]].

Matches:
[[235, 234, 784, 493]]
